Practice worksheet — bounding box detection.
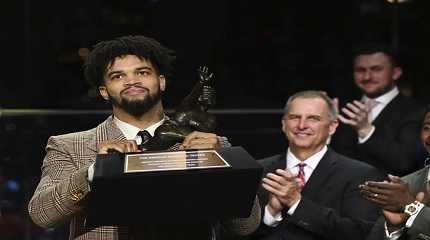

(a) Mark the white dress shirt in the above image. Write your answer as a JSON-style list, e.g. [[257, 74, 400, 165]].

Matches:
[[87, 116, 165, 182], [114, 115, 164, 144], [359, 87, 399, 143], [263, 146, 328, 226]]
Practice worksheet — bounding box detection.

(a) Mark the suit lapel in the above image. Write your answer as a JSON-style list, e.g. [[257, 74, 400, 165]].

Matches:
[[413, 167, 430, 203], [372, 95, 401, 126], [261, 154, 286, 179], [401, 167, 430, 206], [270, 154, 287, 172], [87, 115, 126, 153], [417, 169, 428, 193], [301, 149, 337, 198]]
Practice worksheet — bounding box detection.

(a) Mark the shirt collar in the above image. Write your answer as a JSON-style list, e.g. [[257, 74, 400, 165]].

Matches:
[[362, 86, 399, 106], [286, 145, 328, 170], [113, 116, 165, 140]]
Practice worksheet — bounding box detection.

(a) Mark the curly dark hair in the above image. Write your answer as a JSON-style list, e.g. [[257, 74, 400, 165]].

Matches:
[[84, 35, 176, 87]]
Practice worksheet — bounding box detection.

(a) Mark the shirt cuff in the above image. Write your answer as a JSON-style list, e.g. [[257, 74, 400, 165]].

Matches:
[[263, 205, 283, 227], [87, 163, 95, 182], [405, 202, 425, 228], [286, 199, 301, 215], [358, 125, 376, 143], [384, 221, 404, 240]]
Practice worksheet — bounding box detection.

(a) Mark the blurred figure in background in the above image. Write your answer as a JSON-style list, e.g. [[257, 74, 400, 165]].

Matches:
[[331, 42, 425, 176]]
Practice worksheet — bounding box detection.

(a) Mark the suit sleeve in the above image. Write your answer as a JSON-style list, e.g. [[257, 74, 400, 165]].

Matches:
[[286, 167, 382, 240], [358, 113, 422, 175], [221, 196, 261, 236], [28, 136, 91, 228], [365, 217, 387, 240]]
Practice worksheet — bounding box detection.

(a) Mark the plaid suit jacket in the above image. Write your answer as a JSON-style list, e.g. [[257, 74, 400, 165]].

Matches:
[[28, 116, 260, 240]]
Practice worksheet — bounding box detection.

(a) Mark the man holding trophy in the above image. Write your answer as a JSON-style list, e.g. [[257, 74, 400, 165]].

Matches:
[[28, 35, 260, 240]]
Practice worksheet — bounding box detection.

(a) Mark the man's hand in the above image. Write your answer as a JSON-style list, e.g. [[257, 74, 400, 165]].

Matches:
[[338, 100, 374, 137], [383, 210, 408, 232], [266, 194, 283, 217], [97, 140, 141, 154], [180, 131, 220, 149], [262, 169, 301, 212], [359, 175, 415, 212]]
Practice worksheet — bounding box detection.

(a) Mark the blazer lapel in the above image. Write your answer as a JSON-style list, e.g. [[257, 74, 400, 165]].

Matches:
[[87, 115, 126, 153], [270, 154, 287, 173], [261, 154, 286, 179], [274, 155, 287, 169], [301, 149, 337, 198], [372, 95, 401, 126], [412, 167, 430, 203]]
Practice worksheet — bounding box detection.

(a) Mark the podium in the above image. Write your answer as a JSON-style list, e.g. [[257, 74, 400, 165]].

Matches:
[[86, 146, 263, 226]]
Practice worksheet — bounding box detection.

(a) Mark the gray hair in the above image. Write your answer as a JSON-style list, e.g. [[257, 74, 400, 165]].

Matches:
[[284, 90, 338, 120]]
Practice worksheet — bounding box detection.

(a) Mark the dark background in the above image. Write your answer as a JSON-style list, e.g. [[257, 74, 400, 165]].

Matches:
[[1, 0, 430, 239]]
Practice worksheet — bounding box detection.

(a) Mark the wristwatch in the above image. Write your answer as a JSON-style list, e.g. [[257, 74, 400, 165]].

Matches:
[[404, 201, 421, 216]]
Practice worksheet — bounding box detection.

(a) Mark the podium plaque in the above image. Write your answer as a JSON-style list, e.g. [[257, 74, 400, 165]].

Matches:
[[87, 146, 263, 226], [124, 149, 230, 173]]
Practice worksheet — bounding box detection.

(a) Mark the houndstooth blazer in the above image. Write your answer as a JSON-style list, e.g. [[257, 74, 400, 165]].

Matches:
[[28, 115, 260, 240]]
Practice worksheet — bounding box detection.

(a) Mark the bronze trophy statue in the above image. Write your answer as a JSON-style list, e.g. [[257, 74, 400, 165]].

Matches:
[[141, 66, 217, 151], [173, 66, 217, 132]]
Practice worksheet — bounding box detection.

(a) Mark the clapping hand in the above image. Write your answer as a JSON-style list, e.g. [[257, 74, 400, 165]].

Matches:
[[262, 169, 302, 215], [359, 174, 415, 212]]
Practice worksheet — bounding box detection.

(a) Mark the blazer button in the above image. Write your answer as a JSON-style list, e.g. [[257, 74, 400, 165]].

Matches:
[[71, 190, 85, 201]]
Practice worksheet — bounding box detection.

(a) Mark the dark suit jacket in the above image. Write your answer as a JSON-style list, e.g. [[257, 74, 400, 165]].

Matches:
[[331, 94, 425, 176], [251, 148, 384, 240], [367, 166, 430, 240]]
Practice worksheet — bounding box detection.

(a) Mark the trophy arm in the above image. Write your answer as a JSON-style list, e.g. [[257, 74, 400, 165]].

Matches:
[[180, 80, 204, 107], [140, 120, 190, 151], [180, 66, 214, 107]]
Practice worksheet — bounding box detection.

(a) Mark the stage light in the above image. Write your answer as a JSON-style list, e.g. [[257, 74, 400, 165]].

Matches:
[[386, 0, 411, 3]]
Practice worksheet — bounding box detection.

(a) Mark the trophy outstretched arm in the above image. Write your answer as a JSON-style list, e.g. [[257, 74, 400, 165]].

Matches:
[[181, 66, 214, 107]]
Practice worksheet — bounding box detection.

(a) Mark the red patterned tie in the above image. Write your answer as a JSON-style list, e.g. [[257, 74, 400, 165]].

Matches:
[[297, 163, 306, 190]]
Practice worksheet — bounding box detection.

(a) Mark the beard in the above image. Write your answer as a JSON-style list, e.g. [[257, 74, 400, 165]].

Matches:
[[109, 86, 162, 117]]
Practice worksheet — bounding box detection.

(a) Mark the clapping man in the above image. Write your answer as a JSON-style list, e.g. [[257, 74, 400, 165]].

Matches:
[[252, 90, 383, 240], [331, 42, 424, 176], [361, 105, 430, 240]]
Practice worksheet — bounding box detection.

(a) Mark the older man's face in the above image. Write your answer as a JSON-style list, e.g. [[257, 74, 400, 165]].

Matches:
[[282, 97, 338, 155]]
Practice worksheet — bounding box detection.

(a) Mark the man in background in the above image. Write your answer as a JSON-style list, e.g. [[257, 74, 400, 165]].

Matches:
[[331, 42, 424, 176]]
